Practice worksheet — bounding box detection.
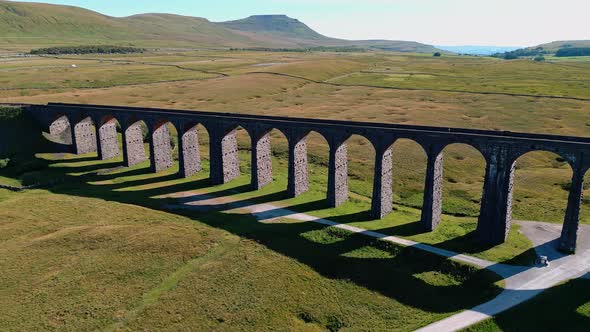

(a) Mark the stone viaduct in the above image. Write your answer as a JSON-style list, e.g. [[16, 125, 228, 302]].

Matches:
[[27, 102, 590, 253]]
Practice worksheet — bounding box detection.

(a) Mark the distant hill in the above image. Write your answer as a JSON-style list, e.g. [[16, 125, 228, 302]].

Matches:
[[492, 40, 590, 59], [219, 15, 326, 41], [0, 1, 440, 53], [436, 45, 522, 56], [532, 40, 590, 53]]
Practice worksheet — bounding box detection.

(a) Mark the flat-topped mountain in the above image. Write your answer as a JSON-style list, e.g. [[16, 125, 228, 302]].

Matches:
[[219, 15, 326, 40], [0, 0, 439, 53]]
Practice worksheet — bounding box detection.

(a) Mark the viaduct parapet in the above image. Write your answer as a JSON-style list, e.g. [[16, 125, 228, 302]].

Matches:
[[28, 102, 590, 254]]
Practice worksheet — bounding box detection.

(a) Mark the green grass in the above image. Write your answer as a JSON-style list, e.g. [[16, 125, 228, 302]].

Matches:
[[465, 277, 590, 332], [0, 168, 504, 330]]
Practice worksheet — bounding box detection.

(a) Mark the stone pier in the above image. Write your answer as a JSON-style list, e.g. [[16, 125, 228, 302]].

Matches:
[[179, 126, 202, 178], [421, 150, 444, 231], [210, 128, 240, 185], [327, 140, 348, 207], [251, 132, 273, 190], [73, 117, 97, 155], [477, 146, 515, 245], [559, 160, 586, 253], [97, 119, 119, 160], [122, 121, 147, 167], [371, 147, 393, 219], [49, 116, 72, 145], [149, 122, 174, 173], [287, 134, 309, 197]]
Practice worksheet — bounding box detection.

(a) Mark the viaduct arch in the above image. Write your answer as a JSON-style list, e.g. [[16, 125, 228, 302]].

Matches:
[[28, 102, 590, 254]]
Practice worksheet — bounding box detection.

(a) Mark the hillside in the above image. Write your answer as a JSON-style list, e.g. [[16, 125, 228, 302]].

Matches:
[[532, 40, 590, 53], [218, 15, 440, 52], [0, 1, 439, 52]]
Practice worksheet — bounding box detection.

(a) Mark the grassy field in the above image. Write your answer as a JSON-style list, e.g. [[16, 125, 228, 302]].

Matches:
[[1, 48, 590, 330], [0, 152, 507, 330]]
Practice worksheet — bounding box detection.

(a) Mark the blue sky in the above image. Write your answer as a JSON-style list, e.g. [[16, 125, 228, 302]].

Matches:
[[12, 0, 590, 46]]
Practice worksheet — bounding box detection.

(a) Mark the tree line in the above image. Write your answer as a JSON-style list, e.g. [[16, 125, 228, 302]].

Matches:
[[555, 47, 590, 57], [30, 45, 145, 55]]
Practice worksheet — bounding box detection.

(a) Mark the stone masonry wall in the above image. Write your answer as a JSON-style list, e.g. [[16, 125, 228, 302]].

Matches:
[[254, 133, 273, 189], [124, 122, 147, 167], [430, 152, 444, 230], [73, 117, 97, 155], [222, 130, 240, 183], [329, 143, 348, 207], [151, 123, 174, 172], [181, 127, 202, 178], [504, 161, 516, 240], [290, 137, 309, 197], [49, 116, 72, 145], [371, 147, 393, 219], [98, 121, 119, 160]]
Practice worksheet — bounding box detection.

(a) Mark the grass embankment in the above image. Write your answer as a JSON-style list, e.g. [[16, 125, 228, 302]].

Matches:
[[0, 168, 504, 330]]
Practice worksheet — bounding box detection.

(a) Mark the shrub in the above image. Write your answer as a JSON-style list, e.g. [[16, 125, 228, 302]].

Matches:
[[433, 52, 442, 57], [0, 158, 9, 169], [533, 56, 545, 62]]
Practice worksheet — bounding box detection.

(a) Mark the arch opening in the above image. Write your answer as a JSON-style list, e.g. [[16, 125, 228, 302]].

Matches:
[[512, 151, 572, 224], [440, 143, 486, 219], [344, 134, 375, 209], [391, 139, 427, 211], [511, 150, 576, 255]]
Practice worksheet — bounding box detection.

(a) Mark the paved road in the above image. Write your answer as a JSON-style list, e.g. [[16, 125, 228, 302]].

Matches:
[[164, 191, 590, 332]]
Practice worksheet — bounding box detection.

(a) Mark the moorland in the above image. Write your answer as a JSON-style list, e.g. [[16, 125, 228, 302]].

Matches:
[[1, 0, 589, 331]]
